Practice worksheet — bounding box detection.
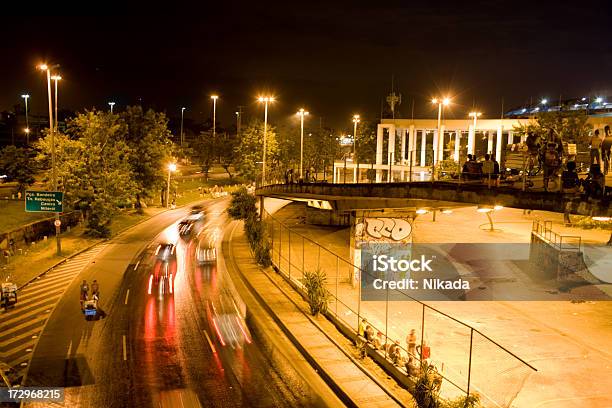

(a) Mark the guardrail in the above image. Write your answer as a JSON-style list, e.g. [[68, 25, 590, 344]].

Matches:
[[265, 210, 537, 407], [532, 220, 582, 251]]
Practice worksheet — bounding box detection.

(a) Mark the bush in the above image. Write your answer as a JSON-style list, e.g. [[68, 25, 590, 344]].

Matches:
[[228, 186, 257, 220], [441, 394, 482, 408], [414, 363, 443, 408], [253, 237, 272, 267], [303, 267, 330, 316]]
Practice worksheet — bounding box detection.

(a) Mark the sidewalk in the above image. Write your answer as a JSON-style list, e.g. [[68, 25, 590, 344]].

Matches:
[[227, 221, 414, 408]]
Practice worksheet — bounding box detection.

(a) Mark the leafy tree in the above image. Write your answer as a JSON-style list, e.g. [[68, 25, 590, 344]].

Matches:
[[121, 106, 173, 208], [355, 119, 377, 163], [513, 111, 592, 145], [0, 146, 36, 192], [192, 131, 216, 180], [218, 132, 238, 179], [304, 126, 341, 173], [36, 110, 138, 236], [234, 119, 279, 181]]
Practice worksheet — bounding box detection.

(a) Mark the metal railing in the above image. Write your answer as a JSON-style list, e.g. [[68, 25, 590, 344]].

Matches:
[[532, 220, 582, 251], [265, 211, 537, 407]]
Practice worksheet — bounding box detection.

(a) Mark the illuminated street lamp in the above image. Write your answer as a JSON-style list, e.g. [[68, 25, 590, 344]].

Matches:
[[352, 114, 360, 181], [541, 98, 548, 105], [166, 163, 177, 208], [51, 75, 62, 133], [468, 111, 482, 155], [108, 101, 115, 113], [431, 97, 451, 170], [257, 96, 275, 185], [21, 94, 30, 143], [38, 63, 61, 255], [477, 204, 503, 231], [211, 95, 218, 140], [296, 108, 309, 179]]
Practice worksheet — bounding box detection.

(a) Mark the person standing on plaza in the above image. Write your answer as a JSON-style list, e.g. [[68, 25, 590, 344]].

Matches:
[[602, 125, 612, 174], [543, 142, 561, 191], [406, 329, 417, 358], [590, 129, 602, 165]]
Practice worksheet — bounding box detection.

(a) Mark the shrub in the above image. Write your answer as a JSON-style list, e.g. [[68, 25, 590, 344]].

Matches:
[[414, 363, 443, 408], [303, 267, 330, 316], [228, 186, 257, 220], [441, 393, 482, 408]]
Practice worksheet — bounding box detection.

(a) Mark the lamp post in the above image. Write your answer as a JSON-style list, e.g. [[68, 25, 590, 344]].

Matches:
[[468, 111, 481, 155], [108, 102, 115, 113], [51, 75, 61, 133], [180, 107, 186, 147], [352, 115, 360, 181], [297, 108, 309, 179], [38, 63, 61, 255], [166, 163, 177, 208], [211, 95, 218, 140], [257, 96, 274, 185], [21, 94, 30, 144], [431, 97, 451, 178]]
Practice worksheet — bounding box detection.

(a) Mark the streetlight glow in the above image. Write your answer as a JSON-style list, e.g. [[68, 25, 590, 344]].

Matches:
[[258, 95, 275, 184], [596, 97, 603, 103], [541, 98, 548, 105], [51, 74, 62, 81], [168, 163, 177, 172], [211, 95, 218, 100], [108, 101, 116, 113], [443, 97, 451, 105], [468, 112, 482, 118], [297, 108, 310, 179], [38, 64, 48, 70], [431, 96, 452, 170]]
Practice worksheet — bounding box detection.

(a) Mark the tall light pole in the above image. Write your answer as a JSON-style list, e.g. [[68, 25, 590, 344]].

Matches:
[[180, 107, 186, 147], [211, 95, 218, 140], [236, 106, 243, 139], [258, 96, 275, 185], [167, 163, 177, 208], [297, 108, 309, 179], [38, 63, 61, 255], [51, 75, 61, 133], [468, 111, 481, 155], [431, 97, 451, 170], [352, 114, 360, 181], [108, 101, 115, 113], [21, 94, 30, 144]]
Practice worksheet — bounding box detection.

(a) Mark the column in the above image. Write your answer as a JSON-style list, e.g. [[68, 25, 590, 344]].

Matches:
[[468, 124, 475, 155], [388, 127, 396, 182], [438, 125, 446, 163], [454, 130, 461, 162], [507, 130, 514, 146], [420, 129, 426, 167], [487, 130, 493, 155], [409, 125, 416, 166], [376, 125, 385, 182], [496, 125, 503, 162], [432, 130, 439, 164]]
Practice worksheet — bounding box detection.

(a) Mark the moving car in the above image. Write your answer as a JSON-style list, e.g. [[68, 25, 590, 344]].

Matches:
[[196, 232, 217, 264], [155, 243, 176, 262]]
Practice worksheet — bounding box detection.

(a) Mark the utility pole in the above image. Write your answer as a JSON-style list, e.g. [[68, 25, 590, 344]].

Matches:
[[236, 106, 243, 138]]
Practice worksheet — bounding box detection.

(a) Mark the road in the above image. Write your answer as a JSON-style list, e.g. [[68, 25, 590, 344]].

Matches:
[[22, 199, 340, 407]]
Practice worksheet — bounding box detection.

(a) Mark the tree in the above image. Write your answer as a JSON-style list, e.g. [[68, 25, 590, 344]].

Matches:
[[234, 119, 279, 181], [192, 131, 216, 180], [121, 106, 173, 208], [218, 132, 238, 179], [0, 146, 36, 192], [355, 119, 377, 163], [36, 110, 138, 236], [513, 111, 592, 145], [303, 126, 341, 173]]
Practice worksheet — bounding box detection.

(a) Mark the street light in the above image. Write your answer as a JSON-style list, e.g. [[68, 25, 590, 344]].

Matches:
[[257, 96, 275, 185], [541, 98, 548, 105], [21, 94, 30, 143], [108, 101, 115, 113], [468, 111, 482, 155], [180, 107, 186, 147], [211, 95, 218, 140], [297, 108, 309, 179], [38, 63, 61, 255], [431, 97, 451, 172], [166, 163, 177, 208], [51, 75, 61, 133]]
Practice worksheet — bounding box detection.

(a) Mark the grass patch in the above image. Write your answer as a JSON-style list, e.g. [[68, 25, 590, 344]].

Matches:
[[0, 200, 53, 234]]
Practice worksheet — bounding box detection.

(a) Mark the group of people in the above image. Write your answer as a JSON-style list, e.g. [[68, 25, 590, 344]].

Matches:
[[358, 319, 430, 378], [461, 153, 501, 186], [589, 125, 612, 175], [284, 168, 317, 184]]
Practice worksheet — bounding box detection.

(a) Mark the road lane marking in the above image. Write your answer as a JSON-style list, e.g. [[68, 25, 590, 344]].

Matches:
[[124, 289, 130, 305], [203, 329, 217, 354], [122, 335, 127, 361]]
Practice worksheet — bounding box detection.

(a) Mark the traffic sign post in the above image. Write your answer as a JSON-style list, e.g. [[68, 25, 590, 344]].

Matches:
[[25, 191, 63, 213]]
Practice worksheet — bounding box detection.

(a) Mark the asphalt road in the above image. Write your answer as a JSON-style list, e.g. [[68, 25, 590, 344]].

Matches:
[[23, 199, 338, 407]]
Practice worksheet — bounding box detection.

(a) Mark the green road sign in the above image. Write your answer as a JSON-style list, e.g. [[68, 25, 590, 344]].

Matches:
[[25, 190, 64, 213]]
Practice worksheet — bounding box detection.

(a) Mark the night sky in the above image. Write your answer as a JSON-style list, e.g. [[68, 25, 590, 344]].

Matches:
[[2, 3, 612, 131]]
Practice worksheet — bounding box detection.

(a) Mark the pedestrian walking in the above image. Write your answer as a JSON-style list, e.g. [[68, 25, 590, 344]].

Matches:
[[603, 125, 612, 174], [590, 129, 602, 165], [91, 280, 100, 298]]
